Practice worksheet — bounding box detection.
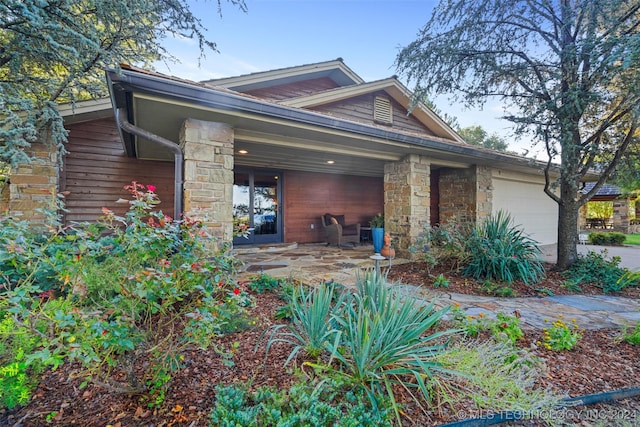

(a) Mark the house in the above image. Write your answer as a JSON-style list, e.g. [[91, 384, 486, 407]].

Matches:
[[6, 59, 560, 254]]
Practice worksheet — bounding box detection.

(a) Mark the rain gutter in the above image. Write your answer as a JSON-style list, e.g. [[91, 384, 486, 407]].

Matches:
[[114, 108, 184, 218]]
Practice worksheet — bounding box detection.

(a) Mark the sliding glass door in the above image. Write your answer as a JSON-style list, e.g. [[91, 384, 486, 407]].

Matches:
[[233, 169, 282, 245]]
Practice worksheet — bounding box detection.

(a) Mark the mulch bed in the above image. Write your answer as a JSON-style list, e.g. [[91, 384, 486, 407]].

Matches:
[[3, 263, 639, 426], [387, 261, 640, 299]]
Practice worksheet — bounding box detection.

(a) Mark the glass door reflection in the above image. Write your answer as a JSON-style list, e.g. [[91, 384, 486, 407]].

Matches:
[[233, 170, 281, 245]]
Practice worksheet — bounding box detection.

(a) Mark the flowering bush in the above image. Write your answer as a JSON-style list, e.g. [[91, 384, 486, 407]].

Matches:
[[0, 182, 247, 409], [450, 305, 523, 344], [540, 316, 581, 351]]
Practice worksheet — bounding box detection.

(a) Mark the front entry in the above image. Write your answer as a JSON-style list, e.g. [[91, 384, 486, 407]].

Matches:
[[233, 169, 283, 245]]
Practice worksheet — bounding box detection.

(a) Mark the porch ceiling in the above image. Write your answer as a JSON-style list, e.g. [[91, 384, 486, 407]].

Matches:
[[132, 95, 475, 177]]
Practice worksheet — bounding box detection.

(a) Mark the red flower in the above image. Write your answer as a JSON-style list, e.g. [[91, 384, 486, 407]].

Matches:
[[147, 184, 157, 192], [233, 288, 240, 296], [218, 281, 224, 288], [102, 330, 108, 336]]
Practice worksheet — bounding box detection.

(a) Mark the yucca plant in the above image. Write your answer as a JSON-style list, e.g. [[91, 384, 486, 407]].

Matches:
[[262, 283, 343, 364], [325, 271, 455, 424], [463, 211, 544, 285]]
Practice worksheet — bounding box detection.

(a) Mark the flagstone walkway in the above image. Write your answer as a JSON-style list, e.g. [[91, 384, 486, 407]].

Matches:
[[233, 243, 640, 330]]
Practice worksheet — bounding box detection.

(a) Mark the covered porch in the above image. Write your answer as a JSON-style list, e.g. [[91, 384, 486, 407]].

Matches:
[[104, 67, 516, 256]]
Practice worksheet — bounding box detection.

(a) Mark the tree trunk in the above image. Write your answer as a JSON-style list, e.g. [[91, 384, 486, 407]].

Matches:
[[556, 199, 580, 270]]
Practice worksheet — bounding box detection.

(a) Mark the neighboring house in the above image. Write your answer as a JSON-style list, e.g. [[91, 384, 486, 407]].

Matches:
[[7, 59, 560, 253]]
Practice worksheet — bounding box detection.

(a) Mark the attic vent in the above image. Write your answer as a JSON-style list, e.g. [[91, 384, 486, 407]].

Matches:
[[373, 96, 393, 125]]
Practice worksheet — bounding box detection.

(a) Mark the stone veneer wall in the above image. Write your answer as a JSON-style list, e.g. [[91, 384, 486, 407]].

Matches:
[[180, 119, 234, 243], [612, 198, 630, 233], [438, 165, 493, 226], [7, 142, 58, 223], [475, 166, 493, 220], [384, 154, 430, 257]]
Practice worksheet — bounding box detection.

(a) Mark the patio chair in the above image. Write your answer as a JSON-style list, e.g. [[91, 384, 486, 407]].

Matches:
[[321, 213, 361, 247]]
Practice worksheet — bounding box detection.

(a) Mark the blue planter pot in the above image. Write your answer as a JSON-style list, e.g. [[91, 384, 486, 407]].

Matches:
[[372, 228, 384, 253]]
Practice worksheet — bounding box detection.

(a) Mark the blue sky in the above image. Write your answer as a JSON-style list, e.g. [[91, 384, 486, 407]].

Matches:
[[155, 0, 537, 156]]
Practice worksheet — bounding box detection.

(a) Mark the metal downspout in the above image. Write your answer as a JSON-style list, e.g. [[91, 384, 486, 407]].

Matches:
[[115, 108, 184, 217]]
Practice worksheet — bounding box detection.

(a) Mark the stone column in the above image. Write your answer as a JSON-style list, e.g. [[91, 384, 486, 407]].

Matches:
[[578, 203, 588, 231], [438, 165, 493, 227], [612, 198, 630, 234], [180, 119, 234, 243], [7, 142, 58, 223], [384, 154, 430, 257], [475, 165, 493, 221]]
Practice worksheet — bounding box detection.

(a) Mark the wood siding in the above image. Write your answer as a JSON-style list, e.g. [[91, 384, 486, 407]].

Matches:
[[244, 77, 340, 101], [311, 91, 433, 135], [282, 170, 383, 243], [62, 118, 175, 223]]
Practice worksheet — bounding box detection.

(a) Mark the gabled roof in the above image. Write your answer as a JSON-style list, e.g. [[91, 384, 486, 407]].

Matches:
[[101, 58, 558, 177], [280, 77, 464, 143], [581, 182, 625, 201], [204, 59, 463, 143], [202, 58, 364, 92], [582, 182, 622, 197]]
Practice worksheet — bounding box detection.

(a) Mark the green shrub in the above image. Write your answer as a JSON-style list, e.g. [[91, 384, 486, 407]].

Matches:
[[588, 232, 626, 246], [489, 312, 524, 345], [0, 182, 244, 409], [432, 274, 450, 288], [463, 211, 545, 285], [248, 273, 281, 293], [263, 282, 344, 362], [449, 304, 487, 338], [480, 280, 516, 297], [411, 218, 473, 272], [588, 232, 607, 245], [209, 377, 394, 427], [622, 321, 640, 345], [609, 232, 627, 245], [0, 312, 48, 409], [265, 271, 455, 424], [564, 250, 638, 292], [541, 316, 581, 351], [449, 307, 522, 344]]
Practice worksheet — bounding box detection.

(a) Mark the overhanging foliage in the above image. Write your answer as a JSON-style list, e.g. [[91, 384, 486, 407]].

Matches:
[[0, 0, 246, 165], [396, 0, 640, 268]]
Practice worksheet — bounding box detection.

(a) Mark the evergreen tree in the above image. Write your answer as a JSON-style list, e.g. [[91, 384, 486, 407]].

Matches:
[[0, 0, 246, 165]]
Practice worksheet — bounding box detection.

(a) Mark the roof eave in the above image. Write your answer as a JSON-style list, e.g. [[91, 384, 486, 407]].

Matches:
[[106, 68, 554, 173]]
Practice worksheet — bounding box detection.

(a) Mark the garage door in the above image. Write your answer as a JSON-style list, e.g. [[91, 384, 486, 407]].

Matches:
[[492, 176, 558, 245]]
